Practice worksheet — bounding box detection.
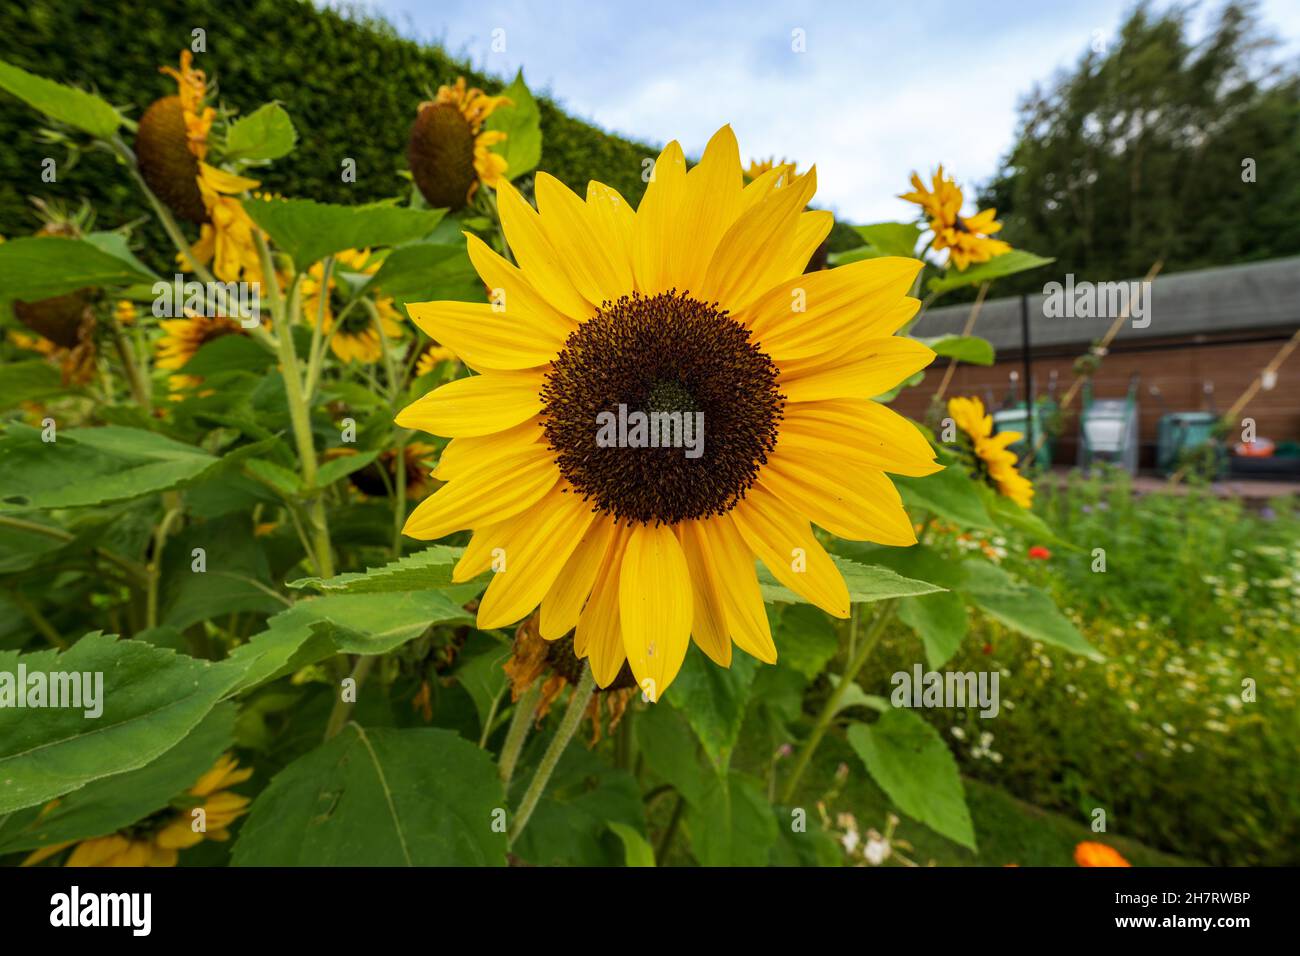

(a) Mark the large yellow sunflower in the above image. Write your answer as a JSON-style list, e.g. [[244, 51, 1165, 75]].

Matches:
[[408, 77, 510, 210], [947, 395, 1034, 508], [900, 166, 1010, 271], [302, 248, 403, 364], [399, 126, 939, 700]]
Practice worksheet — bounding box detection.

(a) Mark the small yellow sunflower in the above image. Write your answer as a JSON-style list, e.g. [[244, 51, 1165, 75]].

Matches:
[[398, 125, 940, 701], [900, 166, 1010, 271], [408, 77, 509, 209], [155, 313, 245, 370], [416, 343, 458, 377], [745, 157, 798, 181], [22, 753, 252, 868], [303, 248, 403, 364], [947, 395, 1034, 508]]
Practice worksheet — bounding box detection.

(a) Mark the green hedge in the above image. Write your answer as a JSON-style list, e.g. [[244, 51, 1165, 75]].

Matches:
[[0, 0, 661, 238]]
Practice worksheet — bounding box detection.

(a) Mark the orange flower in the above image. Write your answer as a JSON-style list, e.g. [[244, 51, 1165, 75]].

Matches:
[[1074, 841, 1131, 867]]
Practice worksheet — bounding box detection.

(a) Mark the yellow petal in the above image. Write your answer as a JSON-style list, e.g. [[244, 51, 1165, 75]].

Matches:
[[783, 209, 834, 277], [671, 125, 745, 294], [495, 178, 593, 320], [405, 300, 564, 371], [585, 181, 636, 288], [534, 172, 632, 306], [779, 337, 935, 403], [759, 453, 917, 545], [476, 486, 597, 630], [631, 140, 687, 295], [540, 516, 617, 639], [402, 444, 557, 540], [433, 416, 545, 482], [742, 257, 923, 360], [395, 369, 544, 438], [618, 522, 692, 700], [731, 483, 849, 617], [575, 526, 628, 686], [676, 520, 732, 667], [464, 233, 578, 341], [697, 514, 776, 663], [778, 399, 940, 477]]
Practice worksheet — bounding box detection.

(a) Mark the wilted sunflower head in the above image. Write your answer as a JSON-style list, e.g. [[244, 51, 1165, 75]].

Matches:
[[136, 52, 213, 224], [947, 395, 1034, 509], [399, 125, 940, 700], [408, 77, 509, 210]]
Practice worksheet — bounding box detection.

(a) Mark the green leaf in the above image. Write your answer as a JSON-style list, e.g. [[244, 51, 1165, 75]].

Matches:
[[895, 465, 995, 530], [231, 725, 505, 865], [451, 633, 510, 735], [368, 241, 482, 305], [0, 703, 235, 853], [898, 592, 969, 669], [847, 710, 976, 850], [917, 334, 996, 366], [983, 489, 1076, 550], [607, 822, 656, 866], [286, 545, 466, 593], [827, 675, 890, 718], [0, 58, 119, 137], [634, 701, 707, 806], [666, 645, 760, 769], [961, 560, 1102, 660], [0, 516, 66, 573], [242, 199, 445, 270], [759, 555, 944, 605], [851, 222, 923, 258], [313, 449, 379, 489], [0, 633, 245, 814], [181, 334, 274, 376], [0, 236, 156, 301], [773, 603, 840, 680], [928, 250, 1054, 294], [485, 70, 542, 181], [687, 771, 778, 866], [0, 360, 68, 412], [223, 102, 297, 162], [159, 515, 283, 631], [243, 458, 301, 497], [0, 425, 228, 513]]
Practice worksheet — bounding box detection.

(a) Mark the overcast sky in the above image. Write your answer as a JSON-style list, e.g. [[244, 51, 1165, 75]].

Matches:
[[332, 0, 1300, 223]]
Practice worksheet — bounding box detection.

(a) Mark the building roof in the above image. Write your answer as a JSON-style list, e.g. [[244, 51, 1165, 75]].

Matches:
[[911, 255, 1300, 351]]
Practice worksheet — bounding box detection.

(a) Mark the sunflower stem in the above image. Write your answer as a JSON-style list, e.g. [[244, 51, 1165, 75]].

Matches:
[[780, 599, 898, 804], [324, 654, 374, 741], [508, 666, 595, 846], [498, 681, 543, 786]]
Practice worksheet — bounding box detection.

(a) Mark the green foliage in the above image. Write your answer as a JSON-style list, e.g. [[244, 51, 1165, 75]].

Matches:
[[242, 199, 444, 270]]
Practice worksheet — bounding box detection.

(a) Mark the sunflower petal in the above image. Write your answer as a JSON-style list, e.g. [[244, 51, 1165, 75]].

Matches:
[[495, 178, 593, 320], [540, 516, 617, 639], [575, 526, 628, 686], [395, 369, 544, 437], [779, 337, 935, 403], [618, 522, 692, 700], [402, 444, 557, 540], [631, 140, 687, 296], [695, 515, 776, 663], [677, 520, 732, 667], [534, 172, 632, 306], [759, 454, 918, 545], [405, 300, 563, 370], [778, 399, 940, 477]]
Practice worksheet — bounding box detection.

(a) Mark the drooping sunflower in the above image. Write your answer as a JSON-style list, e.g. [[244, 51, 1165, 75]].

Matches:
[[302, 248, 403, 364], [137, 51, 263, 282], [398, 126, 939, 701], [408, 77, 509, 210], [22, 753, 251, 867], [900, 166, 1010, 271], [947, 395, 1034, 508]]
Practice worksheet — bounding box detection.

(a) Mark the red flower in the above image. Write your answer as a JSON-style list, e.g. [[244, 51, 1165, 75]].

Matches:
[[1028, 545, 1052, 560]]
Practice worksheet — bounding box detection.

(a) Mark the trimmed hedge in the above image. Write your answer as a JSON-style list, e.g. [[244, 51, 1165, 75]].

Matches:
[[0, 0, 660, 237]]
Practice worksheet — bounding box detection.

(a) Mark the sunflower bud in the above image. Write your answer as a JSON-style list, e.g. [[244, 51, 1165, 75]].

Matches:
[[407, 101, 478, 211]]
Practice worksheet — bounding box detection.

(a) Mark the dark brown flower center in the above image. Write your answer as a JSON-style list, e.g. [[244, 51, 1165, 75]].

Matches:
[[540, 291, 783, 525]]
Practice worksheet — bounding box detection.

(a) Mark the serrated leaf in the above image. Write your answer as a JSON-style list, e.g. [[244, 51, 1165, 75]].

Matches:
[[847, 710, 976, 850], [286, 545, 465, 593], [0, 634, 245, 814], [0, 236, 156, 301], [928, 250, 1054, 294], [917, 334, 995, 366], [759, 555, 944, 605], [665, 645, 760, 769], [485, 69, 542, 181], [242, 199, 445, 270], [368, 241, 483, 305], [895, 465, 995, 530], [0, 58, 120, 137], [231, 725, 505, 865], [961, 560, 1102, 659], [687, 771, 778, 866], [0, 425, 227, 513], [0, 703, 235, 853], [223, 102, 297, 162]]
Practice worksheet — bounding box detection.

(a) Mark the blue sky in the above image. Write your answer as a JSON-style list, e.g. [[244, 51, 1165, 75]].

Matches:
[[333, 0, 1300, 222]]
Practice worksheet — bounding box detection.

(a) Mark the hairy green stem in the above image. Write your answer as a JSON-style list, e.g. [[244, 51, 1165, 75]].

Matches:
[[498, 682, 543, 787], [324, 655, 375, 740], [508, 667, 595, 846], [781, 599, 899, 803]]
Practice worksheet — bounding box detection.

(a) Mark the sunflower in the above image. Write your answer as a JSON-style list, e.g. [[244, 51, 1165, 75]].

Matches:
[[302, 248, 403, 364], [398, 125, 940, 700], [900, 166, 1010, 271], [947, 395, 1034, 508], [22, 754, 251, 867], [325, 441, 439, 500], [1074, 841, 1131, 868], [139, 51, 263, 281], [745, 157, 798, 181], [408, 77, 509, 210], [156, 313, 245, 370], [416, 343, 459, 377]]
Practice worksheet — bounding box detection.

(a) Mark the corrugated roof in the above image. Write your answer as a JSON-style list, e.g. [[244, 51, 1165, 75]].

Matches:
[[912, 255, 1300, 350]]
